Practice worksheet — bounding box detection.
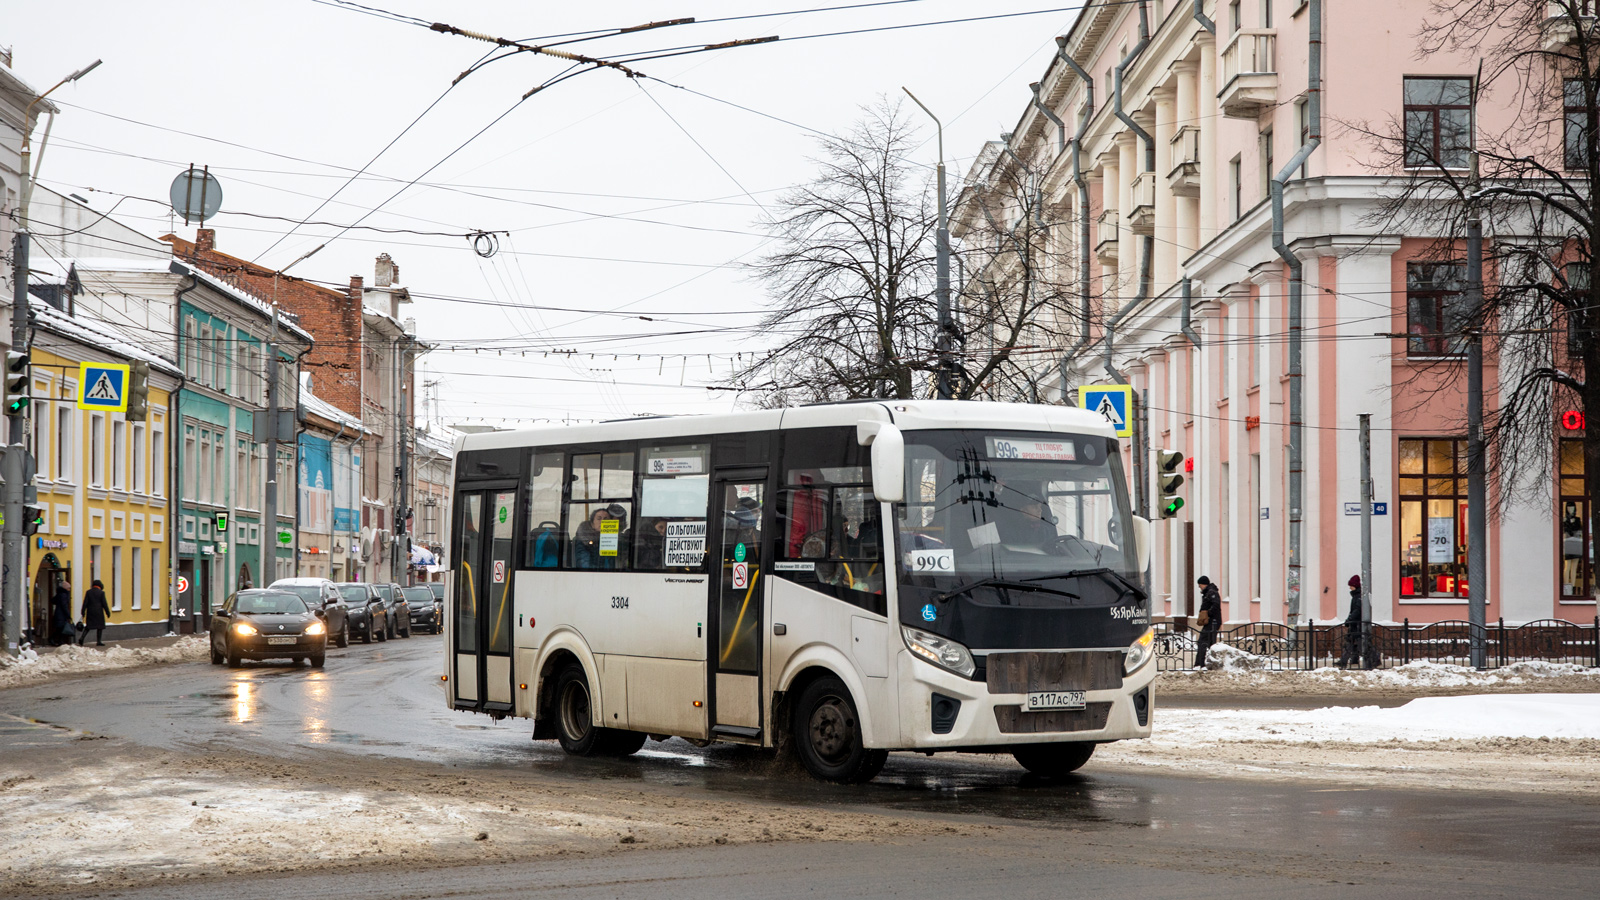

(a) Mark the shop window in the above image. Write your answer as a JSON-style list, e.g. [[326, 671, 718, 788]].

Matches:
[[1398, 438, 1469, 599], [634, 444, 710, 572], [1559, 439, 1596, 601], [1406, 262, 1469, 357]]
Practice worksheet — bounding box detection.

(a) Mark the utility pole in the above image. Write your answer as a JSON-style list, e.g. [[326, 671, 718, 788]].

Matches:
[[264, 307, 279, 586], [1359, 414, 1375, 669], [1466, 143, 1488, 670], [392, 335, 411, 585], [903, 87, 957, 400]]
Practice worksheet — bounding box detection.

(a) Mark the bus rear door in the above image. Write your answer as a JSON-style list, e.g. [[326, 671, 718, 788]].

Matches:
[[452, 487, 517, 712]]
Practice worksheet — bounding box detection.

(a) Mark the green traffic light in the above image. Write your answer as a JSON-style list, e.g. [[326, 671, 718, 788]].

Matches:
[[1160, 497, 1185, 519], [6, 397, 28, 414]]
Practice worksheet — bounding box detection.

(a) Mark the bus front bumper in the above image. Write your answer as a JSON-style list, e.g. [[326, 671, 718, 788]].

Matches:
[[894, 649, 1155, 749]]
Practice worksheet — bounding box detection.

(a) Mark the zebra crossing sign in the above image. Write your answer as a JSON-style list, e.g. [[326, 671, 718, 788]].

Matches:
[[1077, 384, 1133, 437], [78, 362, 130, 412]]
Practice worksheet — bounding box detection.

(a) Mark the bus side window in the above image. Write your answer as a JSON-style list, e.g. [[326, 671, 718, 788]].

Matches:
[[636, 444, 710, 572], [523, 450, 564, 569], [566, 450, 635, 570]]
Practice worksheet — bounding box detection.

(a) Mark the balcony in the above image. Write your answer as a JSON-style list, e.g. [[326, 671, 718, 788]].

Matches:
[[1218, 28, 1277, 118], [1095, 208, 1119, 265], [1542, 4, 1598, 52], [1168, 125, 1201, 197], [1128, 172, 1156, 236]]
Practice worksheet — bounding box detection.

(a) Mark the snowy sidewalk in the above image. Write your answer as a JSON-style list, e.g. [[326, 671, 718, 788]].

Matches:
[[0, 637, 208, 690], [1153, 693, 1600, 743]]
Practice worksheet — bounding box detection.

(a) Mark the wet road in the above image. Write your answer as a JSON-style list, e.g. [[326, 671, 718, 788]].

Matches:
[[3, 636, 1596, 898]]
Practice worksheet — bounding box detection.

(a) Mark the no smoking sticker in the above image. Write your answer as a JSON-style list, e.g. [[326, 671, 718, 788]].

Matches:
[[493, 560, 506, 583], [732, 561, 748, 589]]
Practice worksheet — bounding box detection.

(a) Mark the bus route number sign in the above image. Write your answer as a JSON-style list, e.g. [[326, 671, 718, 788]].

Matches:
[[732, 561, 748, 589]]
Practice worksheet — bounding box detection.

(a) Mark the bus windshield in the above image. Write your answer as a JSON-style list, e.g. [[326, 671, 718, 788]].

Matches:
[[897, 430, 1138, 586]]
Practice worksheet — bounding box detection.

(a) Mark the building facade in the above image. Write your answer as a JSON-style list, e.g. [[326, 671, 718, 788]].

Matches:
[[297, 382, 364, 582], [958, 0, 1591, 626]]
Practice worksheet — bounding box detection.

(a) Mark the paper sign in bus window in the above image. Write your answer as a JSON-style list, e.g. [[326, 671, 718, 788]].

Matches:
[[599, 518, 620, 556], [909, 549, 955, 572], [664, 520, 707, 567], [968, 521, 1001, 548]]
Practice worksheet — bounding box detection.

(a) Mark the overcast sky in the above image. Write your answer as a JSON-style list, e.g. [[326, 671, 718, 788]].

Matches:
[[8, 1, 1081, 427]]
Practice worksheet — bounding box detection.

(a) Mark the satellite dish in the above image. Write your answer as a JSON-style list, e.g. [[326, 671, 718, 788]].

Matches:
[[169, 166, 223, 226]]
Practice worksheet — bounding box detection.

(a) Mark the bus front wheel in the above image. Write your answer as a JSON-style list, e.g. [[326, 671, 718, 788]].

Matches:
[[1012, 741, 1095, 778], [553, 665, 645, 757], [792, 675, 887, 784]]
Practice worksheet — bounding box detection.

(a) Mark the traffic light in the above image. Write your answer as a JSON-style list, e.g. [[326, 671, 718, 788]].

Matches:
[[1157, 449, 1186, 519], [126, 360, 150, 421], [214, 511, 229, 533], [5, 349, 29, 415], [23, 502, 46, 536]]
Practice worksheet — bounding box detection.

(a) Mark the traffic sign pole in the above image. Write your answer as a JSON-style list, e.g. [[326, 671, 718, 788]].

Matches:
[[3, 230, 29, 655]]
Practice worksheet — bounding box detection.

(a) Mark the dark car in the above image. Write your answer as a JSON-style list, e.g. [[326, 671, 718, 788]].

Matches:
[[209, 589, 329, 667], [428, 582, 445, 603], [372, 584, 411, 639], [401, 586, 441, 634], [268, 578, 350, 647], [333, 583, 389, 644]]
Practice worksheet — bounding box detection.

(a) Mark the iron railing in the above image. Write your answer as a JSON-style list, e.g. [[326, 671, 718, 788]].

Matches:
[[1154, 617, 1600, 671]]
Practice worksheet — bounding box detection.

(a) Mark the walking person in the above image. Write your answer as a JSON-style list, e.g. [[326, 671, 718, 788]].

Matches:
[[1193, 575, 1223, 669], [1338, 574, 1379, 669], [78, 579, 112, 647], [50, 579, 74, 646]]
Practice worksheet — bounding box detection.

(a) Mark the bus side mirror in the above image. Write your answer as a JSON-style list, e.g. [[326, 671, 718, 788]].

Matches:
[[858, 421, 905, 504], [1131, 515, 1151, 573]]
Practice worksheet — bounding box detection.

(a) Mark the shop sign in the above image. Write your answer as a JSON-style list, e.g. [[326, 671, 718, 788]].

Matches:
[[1562, 410, 1585, 430], [36, 538, 67, 550]]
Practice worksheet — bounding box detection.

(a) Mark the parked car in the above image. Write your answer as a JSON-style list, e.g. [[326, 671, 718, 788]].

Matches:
[[332, 583, 389, 644], [401, 586, 441, 634], [372, 583, 411, 639], [268, 577, 350, 647], [428, 582, 445, 602], [209, 589, 329, 667]]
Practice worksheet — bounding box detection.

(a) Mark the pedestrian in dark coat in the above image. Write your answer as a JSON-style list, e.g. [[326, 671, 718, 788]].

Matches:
[[1338, 575, 1378, 669], [50, 580, 73, 645], [79, 580, 112, 647], [1194, 576, 1223, 668]]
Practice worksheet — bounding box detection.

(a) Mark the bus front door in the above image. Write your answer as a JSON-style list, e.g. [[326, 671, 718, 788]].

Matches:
[[709, 471, 766, 741], [452, 488, 517, 712]]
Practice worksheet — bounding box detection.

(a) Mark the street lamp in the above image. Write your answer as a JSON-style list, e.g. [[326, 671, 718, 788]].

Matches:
[[19, 59, 102, 222], [902, 87, 957, 400]]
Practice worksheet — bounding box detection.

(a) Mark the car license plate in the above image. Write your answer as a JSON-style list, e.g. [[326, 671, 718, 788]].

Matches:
[[266, 636, 296, 645], [1025, 690, 1086, 711]]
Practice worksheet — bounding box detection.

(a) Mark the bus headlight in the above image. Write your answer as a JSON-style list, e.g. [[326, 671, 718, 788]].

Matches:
[[902, 626, 976, 678], [1125, 627, 1155, 674]]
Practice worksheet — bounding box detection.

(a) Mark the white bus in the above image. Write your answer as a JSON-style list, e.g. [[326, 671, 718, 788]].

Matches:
[[445, 400, 1156, 782]]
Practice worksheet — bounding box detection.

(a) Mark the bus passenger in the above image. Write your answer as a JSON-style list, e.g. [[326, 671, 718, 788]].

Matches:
[[573, 509, 609, 569]]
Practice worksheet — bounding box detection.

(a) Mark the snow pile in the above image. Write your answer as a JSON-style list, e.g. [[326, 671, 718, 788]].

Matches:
[[1153, 693, 1600, 744], [0, 637, 208, 689], [1304, 659, 1600, 689], [1202, 643, 1276, 672]]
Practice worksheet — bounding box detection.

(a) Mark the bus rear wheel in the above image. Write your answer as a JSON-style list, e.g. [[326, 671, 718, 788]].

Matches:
[[1012, 742, 1095, 778], [792, 675, 886, 784]]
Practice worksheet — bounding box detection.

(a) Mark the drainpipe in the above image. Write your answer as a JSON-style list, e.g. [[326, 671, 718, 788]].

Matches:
[[1113, 1, 1155, 174], [1030, 82, 1067, 156], [169, 270, 199, 635], [1055, 38, 1095, 402], [1103, 236, 1154, 385], [1180, 277, 1202, 347], [1193, 0, 1216, 34], [1269, 0, 1321, 624]]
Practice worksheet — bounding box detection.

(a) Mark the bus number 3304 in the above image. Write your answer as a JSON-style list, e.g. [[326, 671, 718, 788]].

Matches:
[[610, 596, 630, 609]]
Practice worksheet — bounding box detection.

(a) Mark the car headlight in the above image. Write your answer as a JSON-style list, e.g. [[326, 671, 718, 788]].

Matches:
[[234, 622, 258, 636], [305, 621, 326, 636], [901, 626, 976, 678], [1125, 627, 1155, 674]]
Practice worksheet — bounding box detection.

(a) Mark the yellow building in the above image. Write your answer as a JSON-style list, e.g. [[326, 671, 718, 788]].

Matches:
[[26, 301, 182, 642]]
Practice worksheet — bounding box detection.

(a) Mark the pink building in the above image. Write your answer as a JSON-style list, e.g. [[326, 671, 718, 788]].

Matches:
[[955, 0, 1595, 627]]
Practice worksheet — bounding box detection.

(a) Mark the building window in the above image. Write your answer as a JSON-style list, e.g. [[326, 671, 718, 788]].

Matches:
[[1565, 79, 1593, 171], [1403, 76, 1472, 169], [112, 547, 123, 612], [56, 406, 73, 482], [1262, 0, 1273, 27], [215, 436, 227, 508], [1399, 438, 1468, 600], [237, 439, 250, 511], [200, 430, 213, 505], [1297, 99, 1310, 178], [91, 545, 102, 593], [132, 423, 146, 494], [112, 420, 126, 490], [1230, 156, 1243, 220], [132, 548, 143, 611], [183, 424, 197, 501], [198, 324, 212, 388], [90, 415, 106, 487], [1559, 439, 1595, 600], [151, 418, 165, 497], [1229, 0, 1240, 33], [183, 317, 198, 380], [1406, 262, 1469, 357], [151, 548, 163, 610], [1260, 128, 1274, 198]]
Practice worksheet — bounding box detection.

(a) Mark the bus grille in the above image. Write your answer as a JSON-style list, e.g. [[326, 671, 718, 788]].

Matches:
[[993, 702, 1112, 734], [985, 651, 1124, 694]]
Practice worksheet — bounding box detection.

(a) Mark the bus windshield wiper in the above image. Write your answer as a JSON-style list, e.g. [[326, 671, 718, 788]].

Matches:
[[1030, 567, 1147, 600], [938, 578, 1080, 602]]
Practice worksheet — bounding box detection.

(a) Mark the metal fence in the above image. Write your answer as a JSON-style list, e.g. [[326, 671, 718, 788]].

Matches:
[[1153, 617, 1600, 672]]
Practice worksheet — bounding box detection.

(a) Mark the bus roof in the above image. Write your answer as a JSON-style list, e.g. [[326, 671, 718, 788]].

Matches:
[[454, 400, 1117, 455]]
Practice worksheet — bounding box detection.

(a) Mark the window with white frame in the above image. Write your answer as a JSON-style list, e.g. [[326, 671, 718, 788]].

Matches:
[[150, 548, 162, 610], [213, 330, 228, 393], [91, 415, 106, 487], [112, 547, 123, 612], [236, 336, 251, 400], [183, 424, 196, 501], [152, 414, 165, 497], [214, 433, 226, 507], [251, 443, 264, 508], [57, 405, 73, 483], [236, 438, 249, 510], [133, 423, 146, 494], [112, 420, 126, 490], [200, 429, 212, 504], [183, 317, 198, 380], [132, 549, 143, 610], [198, 324, 212, 388]]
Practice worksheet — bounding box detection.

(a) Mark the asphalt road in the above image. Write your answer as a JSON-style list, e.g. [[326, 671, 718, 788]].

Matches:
[[3, 635, 1596, 899]]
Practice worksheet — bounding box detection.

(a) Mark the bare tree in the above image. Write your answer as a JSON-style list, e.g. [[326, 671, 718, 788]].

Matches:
[[1363, 1, 1600, 596], [732, 102, 1083, 405]]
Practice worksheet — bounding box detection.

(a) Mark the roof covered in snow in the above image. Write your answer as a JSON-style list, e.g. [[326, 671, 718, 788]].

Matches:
[[173, 260, 317, 345], [32, 302, 183, 377]]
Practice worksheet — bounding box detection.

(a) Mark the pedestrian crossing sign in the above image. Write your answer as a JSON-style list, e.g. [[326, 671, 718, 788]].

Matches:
[[78, 362, 130, 412], [1078, 384, 1133, 437]]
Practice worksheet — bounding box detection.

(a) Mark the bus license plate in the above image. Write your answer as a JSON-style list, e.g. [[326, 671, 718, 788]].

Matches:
[[1025, 690, 1085, 711], [266, 636, 296, 645]]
